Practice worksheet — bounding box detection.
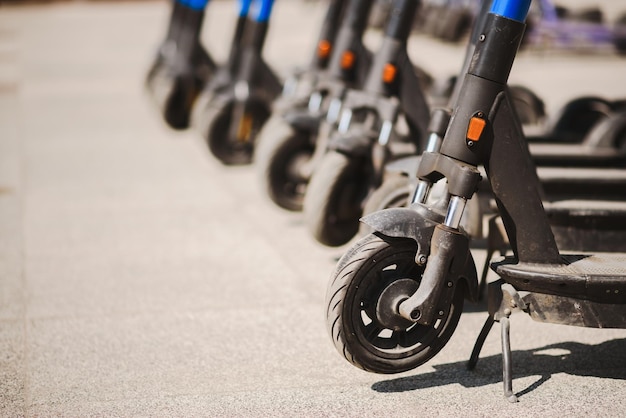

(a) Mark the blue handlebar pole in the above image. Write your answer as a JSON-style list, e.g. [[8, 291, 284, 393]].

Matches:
[[489, 0, 531, 22], [251, 0, 275, 23], [238, 0, 253, 17], [178, 0, 210, 11]]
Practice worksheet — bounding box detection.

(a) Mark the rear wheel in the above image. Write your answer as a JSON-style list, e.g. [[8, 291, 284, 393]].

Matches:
[[326, 233, 465, 374]]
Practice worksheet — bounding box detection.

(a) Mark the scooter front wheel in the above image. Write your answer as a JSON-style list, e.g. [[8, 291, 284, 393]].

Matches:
[[303, 151, 369, 247], [254, 117, 315, 211], [202, 98, 270, 165], [326, 233, 464, 374]]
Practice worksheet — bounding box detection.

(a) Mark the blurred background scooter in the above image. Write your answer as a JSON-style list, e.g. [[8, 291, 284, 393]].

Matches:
[[253, 0, 377, 211], [302, 0, 431, 247], [192, 0, 282, 165], [145, 0, 216, 130]]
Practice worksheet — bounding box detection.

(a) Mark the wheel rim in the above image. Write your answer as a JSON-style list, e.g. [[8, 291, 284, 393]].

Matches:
[[346, 242, 461, 362]]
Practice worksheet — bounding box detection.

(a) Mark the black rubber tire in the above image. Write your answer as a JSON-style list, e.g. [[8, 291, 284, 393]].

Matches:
[[146, 44, 214, 130], [325, 233, 465, 374], [254, 116, 315, 211], [359, 174, 411, 236], [584, 110, 626, 151], [509, 85, 546, 126], [363, 174, 412, 215], [303, 151, 370, 247], [204, 99, 271, 166], [549, 96, 613, 143]]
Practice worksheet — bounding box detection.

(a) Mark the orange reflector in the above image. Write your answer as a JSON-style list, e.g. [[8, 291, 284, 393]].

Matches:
[[318, 40, 331, 59], [467, 116, 487, 141], [341, 51, 355, 70], [382, 63, 397, 83]]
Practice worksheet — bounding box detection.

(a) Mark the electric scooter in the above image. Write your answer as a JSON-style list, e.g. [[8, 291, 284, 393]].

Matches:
[[254, 0, 375, 211], [145, 0, 216, 130], [302, 0, 431, 247], [325, 0, 626, 402], [192, 0, 282, 165]]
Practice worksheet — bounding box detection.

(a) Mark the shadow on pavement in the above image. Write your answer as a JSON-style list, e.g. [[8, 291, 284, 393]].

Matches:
[[372, 338, 626, 399]]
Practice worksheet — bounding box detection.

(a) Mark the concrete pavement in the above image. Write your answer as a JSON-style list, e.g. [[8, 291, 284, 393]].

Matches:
[[1, 0, 626, 416]]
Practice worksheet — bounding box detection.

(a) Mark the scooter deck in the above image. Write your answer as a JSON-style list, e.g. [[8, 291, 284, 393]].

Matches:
[[538, 166, 626, 200], [538, 166, 626, 183], [529, 143, 626, 167], [493, 252, 626, 304]]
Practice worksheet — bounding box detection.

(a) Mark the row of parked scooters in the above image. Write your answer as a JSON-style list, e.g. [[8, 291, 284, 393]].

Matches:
[[145, 0, 626, 402]]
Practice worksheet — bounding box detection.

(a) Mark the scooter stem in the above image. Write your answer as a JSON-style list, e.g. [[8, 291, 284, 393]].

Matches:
[[311, 0, 348, 70], [247, 0, 274, 52], [179, 0, 210, 10], [327, 0, 374, 80], [399, 0, 539, 325], [224, 0, 252, 71]]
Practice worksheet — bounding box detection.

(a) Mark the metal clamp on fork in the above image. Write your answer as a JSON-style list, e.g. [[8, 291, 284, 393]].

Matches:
[[412, 108, 451, 204]]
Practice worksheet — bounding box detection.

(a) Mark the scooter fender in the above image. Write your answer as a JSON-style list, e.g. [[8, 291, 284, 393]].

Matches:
[[328, 127, 373, 156], [361, 205, 442, 264], [283, 109, 322, 133], [361, 206, 479, 303]]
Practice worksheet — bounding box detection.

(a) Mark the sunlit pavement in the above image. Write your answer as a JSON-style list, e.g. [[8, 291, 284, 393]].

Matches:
[[1, 1, 626, 416]]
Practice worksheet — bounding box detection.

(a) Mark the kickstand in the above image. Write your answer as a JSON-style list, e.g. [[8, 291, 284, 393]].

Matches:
[[501, 315, 518, 402], [467, 315, 495, 370], [469, 280, 524, 402]]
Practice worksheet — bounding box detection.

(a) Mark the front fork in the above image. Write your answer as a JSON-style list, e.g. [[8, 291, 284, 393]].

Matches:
[[228, 0, 276, 142], [397, 7, 531, 326]]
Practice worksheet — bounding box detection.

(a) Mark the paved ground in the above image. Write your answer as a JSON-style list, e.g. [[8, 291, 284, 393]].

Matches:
[[1, 0, 626, 416]]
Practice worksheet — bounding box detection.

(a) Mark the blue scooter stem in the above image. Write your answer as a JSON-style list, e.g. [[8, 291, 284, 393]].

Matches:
[[238, 0, 253, 17], [490, 0, 531, 22], [251, 0, 275, 23], [178, 0, 210, 11]]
